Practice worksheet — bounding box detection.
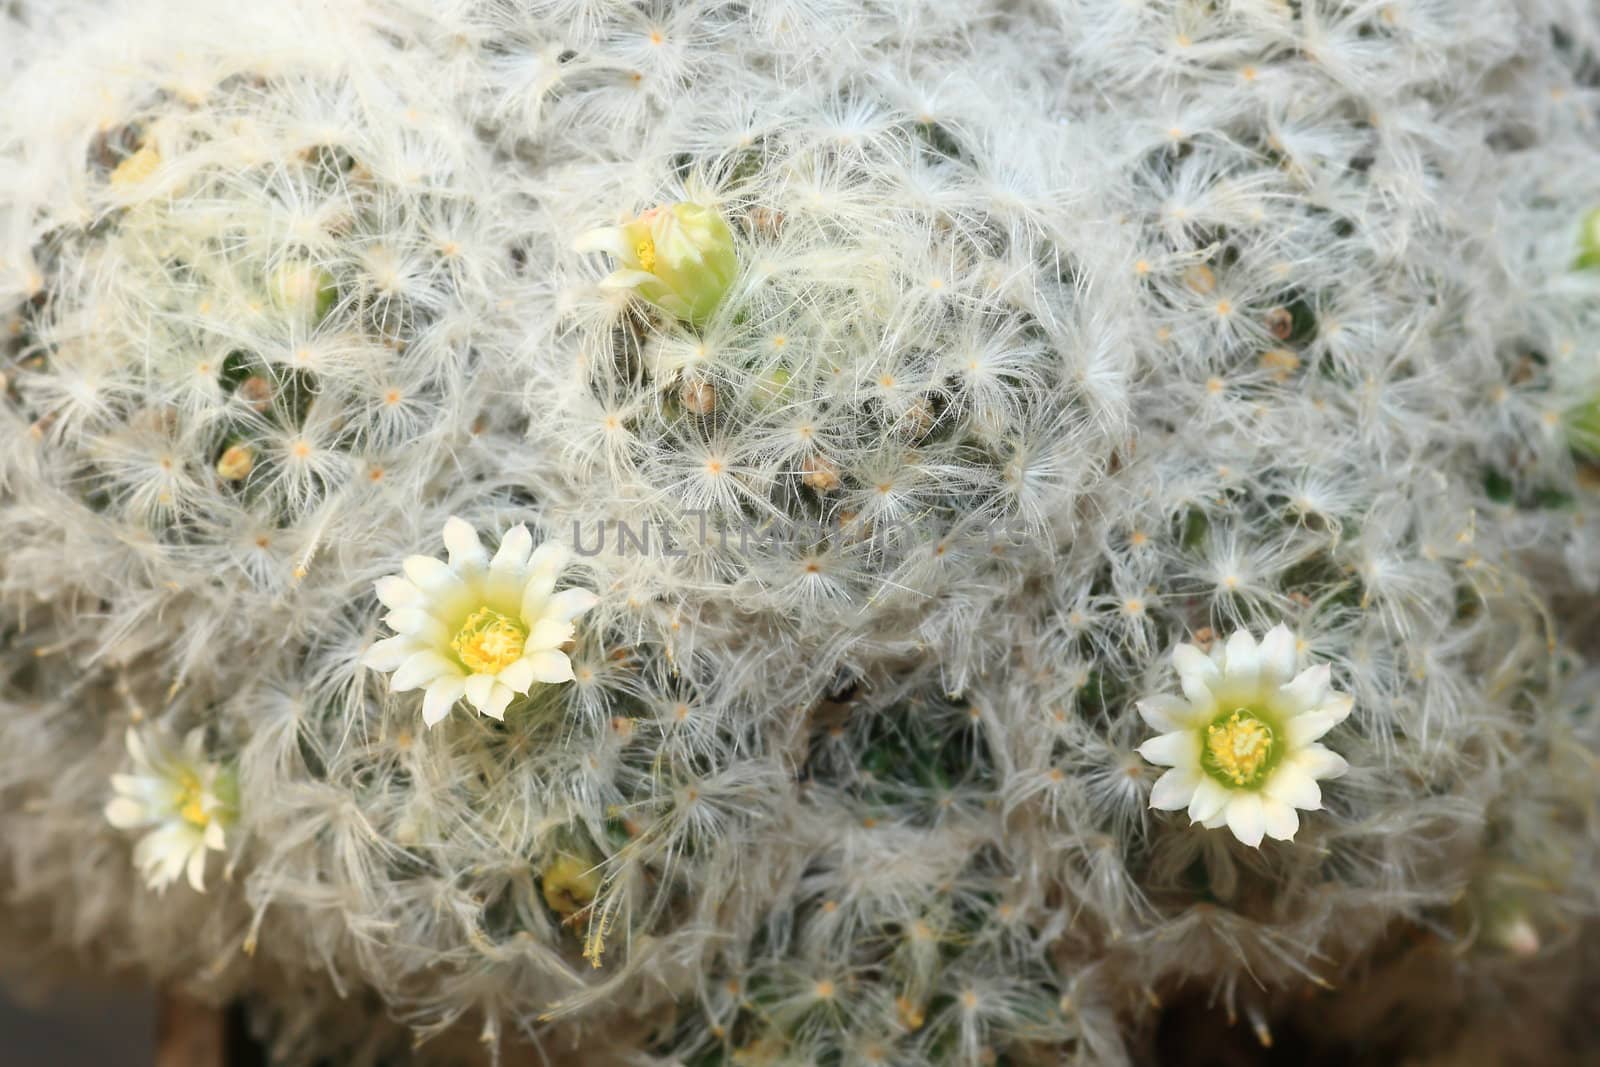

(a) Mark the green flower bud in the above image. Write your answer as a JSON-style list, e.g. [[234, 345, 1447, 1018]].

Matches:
[[1566, 396, 1600, 458], [268, 260, 337, 323], [575, 202, 738, 327], [1577, 206, 1600, 270]]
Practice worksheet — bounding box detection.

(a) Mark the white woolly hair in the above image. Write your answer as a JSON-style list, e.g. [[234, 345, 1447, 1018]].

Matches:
[[2, 0, 1600, 1065]]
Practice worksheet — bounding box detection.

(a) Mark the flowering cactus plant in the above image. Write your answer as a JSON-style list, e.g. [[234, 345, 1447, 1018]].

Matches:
[[2, 0, 1600, 1065]]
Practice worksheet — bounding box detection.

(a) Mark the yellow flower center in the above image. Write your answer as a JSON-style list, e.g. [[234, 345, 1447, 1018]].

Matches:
[[175, 770, 210, 828], [1204, 709, 1276, 787], [635, 237, 657, 273], [452, 607, 527, 674]]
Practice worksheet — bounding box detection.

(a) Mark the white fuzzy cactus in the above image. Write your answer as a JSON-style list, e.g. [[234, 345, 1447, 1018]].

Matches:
[[2, 1, 1600, 1065]]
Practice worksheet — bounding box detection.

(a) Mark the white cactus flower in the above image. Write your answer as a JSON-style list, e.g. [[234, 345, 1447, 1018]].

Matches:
[[105, 727, 236, 893], [364, 518, 600, 726], [1137, 624, 1351, 847]]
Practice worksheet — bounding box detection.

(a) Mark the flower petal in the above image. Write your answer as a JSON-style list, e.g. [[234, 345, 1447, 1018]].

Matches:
[[186, 847, 208, 892], [1174, 643, 1221, 706], [527, 541, 569, 576], [1137, 695, 1190, 732], [364, 634, 421, 671], [1222, 629, 1260, 688], [422, 677, 466, 727], [599, 268, 662, 290], [1278, 663, 1331, 712], [1225, 792, 1266, 847], [496, 658, 537, 693], [524, 650, 576, 684], [526, 617, 576, 651], [1261, 797, 1299, 841], [574, 225, 631, 258], [1187, 777, 1230, 823], [546, 587, 599, 623], [392, 650, 458, 692], [1286, 695, 1353, 747], [383, 608, 450, 646], [374, 576, 420, 610], [104, 797, 149, 829], [1138, 730, 1199, 768], [1172, 643, 1219, 686], [464, 673, 496, 711], [443, 517, 487, 573], [491, 525, 534, 573], [1258, 624, 1297, 684], [403, 555, 460, 594], [1150, 767, 1200, 810], [125, 727, 148, 768], [1293, 742, 1349, 781], [484, 683, 515, 720], [1264, 762, 1321, 810]]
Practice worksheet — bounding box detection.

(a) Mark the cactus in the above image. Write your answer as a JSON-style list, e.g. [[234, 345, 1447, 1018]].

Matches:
[[1, 1, 1599, 1065]]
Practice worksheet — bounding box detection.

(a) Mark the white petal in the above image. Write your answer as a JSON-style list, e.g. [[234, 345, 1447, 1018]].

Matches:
[[599, 268, 660, 290], [1222, 629, 1260, 687], [374, 576, 420, 610], [524, 650, 576, 684], [110, 774, 146, 797], [186, 847, 208, 892], [1293, 742, 1349, 781], [491, 525, 534, 572], [1200, 810, 1228, 829], [443, 517, 488, 573], [203, 820, 226, 851], [422, 677, 466, 726], [403, 554, 460, 593], [496, 659, 537, 693], [1225, 792, 1266, 847], [527, 541, 569, 576], [463, 674, 496, 711], [545, 587, 599, 623], [483, 683, 515, 720], [391, 651, 458, 692], [526, 618, 575, 652], [1137, 730, 1199, 768], [1150, 767, 1199, 810], [573, 226, 630, 258], [520, 570, 560, 624], [1173, 643, 1222, 706], [1261, 797, 1299, 841], [1286, 695, 1353, 747], [1264, 762, 1322, 810], [1278, 663, 1331, 711], [364, 635, 421, 671], [1187, 777, 1230, 823], [1172, 643, 1219, 684], [105, 797, 149, 829], [125, 727, 148, 768], [1258, 624, 1297, 684], [1136, 695, 1190, 732], [384, 609, 450, 645]]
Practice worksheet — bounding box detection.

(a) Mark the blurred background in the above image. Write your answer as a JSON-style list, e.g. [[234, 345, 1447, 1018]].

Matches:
[[0, 985, 153, 1066]]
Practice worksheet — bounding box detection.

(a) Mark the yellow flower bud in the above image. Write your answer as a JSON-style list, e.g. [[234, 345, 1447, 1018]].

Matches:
[[541, 854, 602, 918], [110, 145, 162, 187], [575, 202, 738, 327], [216, 443, 255, 481]]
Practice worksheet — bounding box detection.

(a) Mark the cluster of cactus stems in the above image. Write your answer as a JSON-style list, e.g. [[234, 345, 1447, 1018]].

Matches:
[[3, 1, 1600, 1065]]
